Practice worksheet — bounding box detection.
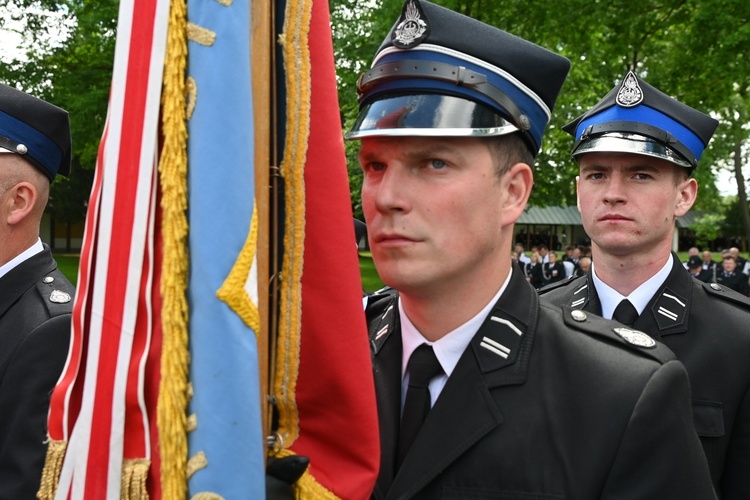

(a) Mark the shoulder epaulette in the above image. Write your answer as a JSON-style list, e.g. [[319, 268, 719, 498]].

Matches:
[[699, 281, 750, 309], [553, 304, 676, 364], [537, 276, 582, 295], [35, 272, 75, 317]]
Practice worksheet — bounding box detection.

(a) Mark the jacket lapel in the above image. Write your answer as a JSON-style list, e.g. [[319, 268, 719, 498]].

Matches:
[[385, 271, 539, 500], [369, 295, 404, 499], [635, 254, 691, 337], [565, 270, 602, 316]]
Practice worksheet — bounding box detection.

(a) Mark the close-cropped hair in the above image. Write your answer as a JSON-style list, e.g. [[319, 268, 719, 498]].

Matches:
[[482, 132, 534, 179]]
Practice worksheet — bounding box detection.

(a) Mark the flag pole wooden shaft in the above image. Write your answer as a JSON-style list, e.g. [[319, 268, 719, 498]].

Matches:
[[251, 0, 275, 456]]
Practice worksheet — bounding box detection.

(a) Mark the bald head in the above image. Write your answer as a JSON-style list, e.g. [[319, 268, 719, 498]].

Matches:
[[1, 153, 51, 262]]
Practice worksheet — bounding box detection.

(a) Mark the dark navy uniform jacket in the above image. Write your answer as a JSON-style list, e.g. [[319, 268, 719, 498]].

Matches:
[[0, 246, 73, 499], [540, 253, 750, 499], [366, 267, 715, 500]]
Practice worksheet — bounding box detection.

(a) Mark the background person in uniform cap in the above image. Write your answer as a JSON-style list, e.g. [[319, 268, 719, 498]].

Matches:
[[0, 82, 75, 498], [349, 2, 714, 497], [686, 255, 711, 282], [540, 70, 750, 498]]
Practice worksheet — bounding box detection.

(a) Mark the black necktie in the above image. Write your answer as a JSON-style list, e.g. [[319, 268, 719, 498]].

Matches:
[[613, 299, 639, 327], [397, 344, 443, 469]]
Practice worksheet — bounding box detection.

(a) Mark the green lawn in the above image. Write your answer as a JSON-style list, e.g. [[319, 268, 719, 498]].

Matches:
[[51, 251, 728, 294], [53, 252, 385, 294], [359, 252, 385, 293], [54, 254, 81, 286]]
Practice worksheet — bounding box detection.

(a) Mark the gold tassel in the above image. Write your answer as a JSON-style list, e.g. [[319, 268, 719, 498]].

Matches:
[[36, 438, 67, 500], [121, 458, 152, 500], [156, 0, 190, 495]]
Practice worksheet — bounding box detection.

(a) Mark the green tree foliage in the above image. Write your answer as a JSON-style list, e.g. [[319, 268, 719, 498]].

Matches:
[[0, 0, 117, 223], [692, 212, 725, 249], [331, 0, 750, 241], [3, 0, 749, 243]]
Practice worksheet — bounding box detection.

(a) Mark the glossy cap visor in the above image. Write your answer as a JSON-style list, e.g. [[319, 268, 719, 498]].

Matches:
[[346, 93, 519, 139], [572, 132, 693, 168]]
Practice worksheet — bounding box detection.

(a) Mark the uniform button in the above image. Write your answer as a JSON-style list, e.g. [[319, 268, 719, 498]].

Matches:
[[710, 283, 721, 291], [43, 276, 54, 283], [571, 310, 587, 322]]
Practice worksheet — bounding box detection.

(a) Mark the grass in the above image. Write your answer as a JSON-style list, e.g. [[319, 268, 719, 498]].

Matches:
[[51, 251, 733, 295], [53, 252, 386, 294], [359, 252, 385, 293], [54, 254, 80, 286]]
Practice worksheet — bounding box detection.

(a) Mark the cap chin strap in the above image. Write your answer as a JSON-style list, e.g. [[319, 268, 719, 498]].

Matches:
[[574, 120, 696, 168], [357, 59, 531, 132], [0, 134, 28, 155]]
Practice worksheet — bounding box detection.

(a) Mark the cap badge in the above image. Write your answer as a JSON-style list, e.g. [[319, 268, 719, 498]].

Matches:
[[50, 290, 71, 304], [615, 71, 644, 108], [392, 0, 429, 49], [613, 327, 656, 348]]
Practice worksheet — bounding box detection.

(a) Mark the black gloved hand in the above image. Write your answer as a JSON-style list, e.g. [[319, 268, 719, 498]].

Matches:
[[266, 455, 310, 500]]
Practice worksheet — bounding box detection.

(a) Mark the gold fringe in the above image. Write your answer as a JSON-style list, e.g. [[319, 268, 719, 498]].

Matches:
[[274, 0, 312, 452], [186, 413, 198, 432], [216, 200, 261, 333], [121, 458, 151, 500], [186, 77, 197, 120], [191, 493, 225, 500], [273, 0, 344, 497], [186, 451, 208, 480], [274, 450, 339, 500], [157, 0, 190, 496], [36, 438, 67, 500], [186, 22, 216, 46]]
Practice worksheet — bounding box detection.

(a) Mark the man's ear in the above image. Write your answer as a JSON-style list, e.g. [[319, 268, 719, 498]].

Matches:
[[674, 177, 698, 218], [5, 182, 38, 226], [500, 162, 533, 226]]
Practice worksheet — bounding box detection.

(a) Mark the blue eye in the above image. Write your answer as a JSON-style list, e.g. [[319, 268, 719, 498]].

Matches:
[[430, 159, 447, 169]]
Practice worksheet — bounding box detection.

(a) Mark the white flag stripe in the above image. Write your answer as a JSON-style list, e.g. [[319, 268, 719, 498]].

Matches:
[[56, 0, 172, 495]]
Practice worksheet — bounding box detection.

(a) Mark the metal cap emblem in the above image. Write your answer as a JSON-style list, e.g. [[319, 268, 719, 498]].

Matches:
[[50, 290, 71, 304], [616, 71, 644, 108], [392, 0, 429, 48], [613, 327, 656, 348]]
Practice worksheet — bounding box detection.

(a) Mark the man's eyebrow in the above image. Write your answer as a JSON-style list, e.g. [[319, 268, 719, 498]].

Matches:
[[359, 143, 466, 163]]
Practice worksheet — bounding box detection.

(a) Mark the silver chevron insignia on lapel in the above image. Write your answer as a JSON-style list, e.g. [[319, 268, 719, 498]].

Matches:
[[490, 316, 522, 335], [651, 287, 687, 330], [473, 313, 526, 371], [657, 307, 679, 321], [480, 336, 511, 359], [376, 325, 389, 340]]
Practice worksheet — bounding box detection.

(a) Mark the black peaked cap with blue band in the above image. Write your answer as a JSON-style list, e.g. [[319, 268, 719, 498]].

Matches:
[[563, 71, 718, 170], [0, 83, 72, 180], [346, 0, 570, 156]]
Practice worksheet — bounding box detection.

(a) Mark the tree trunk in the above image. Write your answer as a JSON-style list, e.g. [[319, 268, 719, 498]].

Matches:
[[734, 140, 750, 251]]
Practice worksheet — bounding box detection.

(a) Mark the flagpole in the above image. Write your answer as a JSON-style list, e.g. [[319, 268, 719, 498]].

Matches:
[[251, 0, 274, 454]]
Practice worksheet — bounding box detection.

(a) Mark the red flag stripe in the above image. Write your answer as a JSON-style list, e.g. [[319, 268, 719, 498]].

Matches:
[[52, 0, 171, 495]]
